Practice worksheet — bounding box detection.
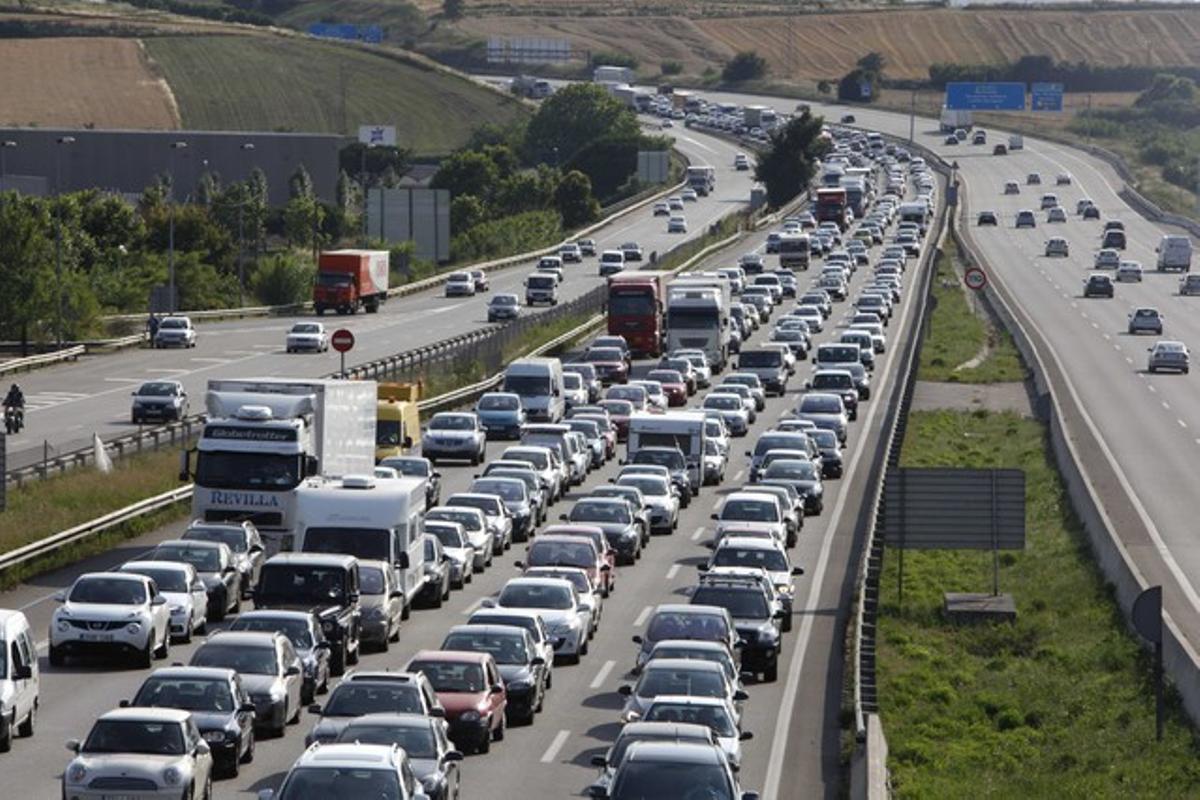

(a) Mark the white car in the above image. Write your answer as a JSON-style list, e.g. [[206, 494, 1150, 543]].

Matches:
[[682, 189, 699, 202], [734, 153, 750, 171], [617, 473, 680, 532], [446, 492, 514, 554], [444, 272, 476, 297], [485, 577, 590, 663], [1094, 249, 1121, 269], [285, 322, 329, 353], [653, 201, 671, 217], [119, 561, 208, 643], [1047, 206, 1068, 223], [1117, 261, 1144, 283], [50, 572, 171, 667], [63, 708, 214, 800], [537, 256, 565, 283], [421, 412, 487, 465], [620, 242, 644, 262], [668, 215, 688, 234], [153, 316, 196, 349]]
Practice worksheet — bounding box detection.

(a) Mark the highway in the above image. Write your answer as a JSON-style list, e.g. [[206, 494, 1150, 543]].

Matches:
[[4, 126, 754, 472], [0, 166, 936, 798]]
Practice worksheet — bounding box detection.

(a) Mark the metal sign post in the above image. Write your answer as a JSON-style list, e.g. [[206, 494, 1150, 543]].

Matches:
[[331, 328, 355, 378]]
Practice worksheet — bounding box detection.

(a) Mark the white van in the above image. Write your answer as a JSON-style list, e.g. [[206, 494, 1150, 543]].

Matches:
[[1156, 235, 1193, 273], [503, 357, 566, 423], [0, 609, 38, 751], [293, 475, 428, 616], [524, 272, 559, 306]]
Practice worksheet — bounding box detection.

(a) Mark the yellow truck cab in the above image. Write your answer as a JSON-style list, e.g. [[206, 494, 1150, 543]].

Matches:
[[376, 382, 421, 462]]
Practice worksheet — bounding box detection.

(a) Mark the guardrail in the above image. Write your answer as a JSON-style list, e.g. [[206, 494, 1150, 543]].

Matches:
[[0, 346, 84, 377]]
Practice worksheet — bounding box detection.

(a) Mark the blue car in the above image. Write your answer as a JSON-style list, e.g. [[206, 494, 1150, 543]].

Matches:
[[474, 392, 526, 439]]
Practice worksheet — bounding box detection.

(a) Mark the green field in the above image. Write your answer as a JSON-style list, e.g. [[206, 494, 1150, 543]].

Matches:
[[143, 34, 527, 154]]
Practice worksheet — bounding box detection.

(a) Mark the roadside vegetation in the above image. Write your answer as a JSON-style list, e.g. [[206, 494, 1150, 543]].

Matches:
[[879, 410, 1200, 797], [917, 238, 1024, 384]]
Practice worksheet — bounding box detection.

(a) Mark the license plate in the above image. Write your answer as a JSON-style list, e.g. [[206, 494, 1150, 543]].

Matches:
[[80, 633, 114, 642], [103, 795, 136, 800]]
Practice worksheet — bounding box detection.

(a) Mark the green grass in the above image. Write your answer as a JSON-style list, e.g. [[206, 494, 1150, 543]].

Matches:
[[878, 410, 1200, 798], [143, 34, 528, 154], [0, 448, 190, 588], [918, 237, 1026, 384]]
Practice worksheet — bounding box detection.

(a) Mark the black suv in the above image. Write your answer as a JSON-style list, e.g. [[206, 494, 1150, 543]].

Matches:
[[1084, 274, 1114, 299], [253, 553, 362, 675], [690, 577, 784, 682]]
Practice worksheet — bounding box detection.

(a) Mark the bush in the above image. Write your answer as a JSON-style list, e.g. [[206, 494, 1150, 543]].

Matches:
[[450, 210, 562, 263], [250, 252, 313, 306], [591, 51, 638, 70], [661, 61, 683, 76], [722, 51, 767, 83]]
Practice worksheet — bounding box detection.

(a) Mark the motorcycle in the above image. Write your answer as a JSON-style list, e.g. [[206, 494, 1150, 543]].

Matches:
[[3, 405, 23, 434]]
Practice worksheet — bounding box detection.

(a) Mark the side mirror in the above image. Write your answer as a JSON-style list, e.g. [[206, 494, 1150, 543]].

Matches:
[[389, 590, 404, 599], [710, 513, 718, 521], [285, 665, 300, 677], [240, 703, 257, 715], [559, 514, 569, 522], [433, 471, 442, 479], [196, 741, 211, 756], [396, 553, 410, 570], [631, 635, 643, 645], [314, 642, 332, 651], [514, 561, 526, 570], [66, 739, 81, 753], [445, 750, 465, 762], [54, 592, 66, 603], [588, 788, 609, 799], [249, 544, 264, 553], [530, 656, 546, 666], [152, 595, 167, 606], [734, 689, 750, 702], [258, 791, 276, 800], [617, 685, 632, 696], [119, 699, 131, 708], [792, 566, 805, 575], [490, 683, 504, 694], [591, 754, 607, 767], [430, 708, 446, 718], [480, 598, 496, 608], [348, 593, 360, 604], [600, 564, 611, 572]]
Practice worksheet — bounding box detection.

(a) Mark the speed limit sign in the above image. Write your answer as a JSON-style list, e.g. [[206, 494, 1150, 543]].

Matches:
[[964, 267, 988, 291]]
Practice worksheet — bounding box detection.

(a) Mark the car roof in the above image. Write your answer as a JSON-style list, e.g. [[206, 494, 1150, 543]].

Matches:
[[446, 623, 529, 638], [408, 649, 492, 665], [718, 536, 785, 552], [623, 740, 726, 765], [264, 553, 356, 568], [202, 630, 279, 647], [99, 707, 191, 723], [77, 571, 147, 584], [341, 712, 434, 730], [641, 658, 725, 674], [234, 609, 314, 623], [298, 742, 402, 767], [145, 665, 236, 682], [121, 560, 192, 574]]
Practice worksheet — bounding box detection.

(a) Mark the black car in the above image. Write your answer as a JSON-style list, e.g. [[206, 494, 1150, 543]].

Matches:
[[440, 624, 547, 725], [126, 666, 257, 778], [841, 114, 856, 124], [419, 535, 452, 608], [1084, 274, 1114, 299], [253, 554, 362, 675], [689, 579, 783, 682], [977, 210, 998, 226], [380, 456, 441, 507], [760, 459, 825, 516], [1083, 204, 1101, 220], [992, 143, 1008, 156], [228, 609, 333, 704], [149, 539, 241, 622], [182, 520, 266, 598]]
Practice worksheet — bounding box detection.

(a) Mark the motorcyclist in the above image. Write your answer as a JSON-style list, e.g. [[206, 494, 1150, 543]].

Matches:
[[3, 383, 24, 429]]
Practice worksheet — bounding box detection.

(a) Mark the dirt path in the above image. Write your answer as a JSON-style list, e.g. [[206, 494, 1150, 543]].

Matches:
[[911, 381, 1033, 417]]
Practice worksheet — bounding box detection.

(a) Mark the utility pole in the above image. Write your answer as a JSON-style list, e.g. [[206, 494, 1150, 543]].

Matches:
[[1085, 94, 1093, 147], [237, 143, 255, 307], [167, 141, 188, 314], [54, 136, 75, 350], [361, 145, 370, 246], [0, 140, 15, 194], [909, 89, 916, 143]]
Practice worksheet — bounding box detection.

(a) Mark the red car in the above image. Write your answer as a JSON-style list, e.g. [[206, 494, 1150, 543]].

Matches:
[[598, 399, 634, 442], [647, 369, 689, 407], [406, 649, 506, 754], [524, 528, 614, 596], [582, 347, 629, 385]]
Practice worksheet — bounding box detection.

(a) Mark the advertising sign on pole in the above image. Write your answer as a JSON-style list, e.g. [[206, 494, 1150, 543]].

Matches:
[[358, 126, 397, 148]]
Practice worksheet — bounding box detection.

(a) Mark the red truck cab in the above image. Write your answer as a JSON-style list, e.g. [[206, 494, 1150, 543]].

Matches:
[[815, 188, 850, 232], [606, 271, 671, 358], [313, 249, 390, 316]]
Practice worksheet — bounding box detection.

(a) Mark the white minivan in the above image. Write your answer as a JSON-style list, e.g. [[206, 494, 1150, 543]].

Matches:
[[503, 357, 566, 423], [0, 609, 38, 751], [1156, 235, 1193, 273]]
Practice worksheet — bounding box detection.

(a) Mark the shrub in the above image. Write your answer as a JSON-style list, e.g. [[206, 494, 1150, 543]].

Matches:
[[250, 252, 313, 306]]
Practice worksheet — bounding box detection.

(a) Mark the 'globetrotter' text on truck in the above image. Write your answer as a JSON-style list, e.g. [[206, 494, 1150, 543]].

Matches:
[[815, 188, 850, 231], [607, 270, 672, 357], [182, 378, 377, 554], [313, 249, 390, 316]]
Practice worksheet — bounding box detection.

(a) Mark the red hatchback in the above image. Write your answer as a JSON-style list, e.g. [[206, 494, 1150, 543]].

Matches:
[[523, 529, 615, 596], [647, 369, 689, 407], [406, 650, 507, 754], [582, 347, 629, 385], [598, 399, 634, 442]]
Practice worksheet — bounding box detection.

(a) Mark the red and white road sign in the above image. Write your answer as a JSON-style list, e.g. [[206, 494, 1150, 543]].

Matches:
[[964, 267, 988, 291], [331, 328, 356, 353]]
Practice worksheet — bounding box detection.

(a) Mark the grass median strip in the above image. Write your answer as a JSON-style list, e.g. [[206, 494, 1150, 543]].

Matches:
[[878, 409, 1200, 797], [918, 237, 1025, 384]]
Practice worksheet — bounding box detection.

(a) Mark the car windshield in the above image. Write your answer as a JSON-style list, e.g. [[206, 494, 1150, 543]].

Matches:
[[126, 567, 188, 593], [430, 415, 474, 431], [134, 677, 235, 713], [358, 566, 386, 595], [407, 659, 486, 693], [620, 477, 667, 497], [653, 648, 734, 680], [637, 669, 726, 698], [324, 683, 422, 716], [801, 396, 842, 414], [70, 577, 146, 605], [563, 374, 583, 390], [528, 541, 593, 568], [257, 566, 348, 605], [193, 643, 276, 675], [571, 502, 632, 524], [713, 547, 789, 571], [303, 527, 391, 561], [160, 318, 187, 330], [478, 394, 520, 411], [291, 324, 321, 334], [472, 480, 524, 501], [813, 374, 850, 390], [634, 451, 684, 470], [83, 720, 185, 756], [336, 724, 436, 759], [692, 586, 769, 619], [154, 545, 221, 572], [721, 499, 777, 522], [442, 632, 528, 665], [428, 510, 483, 532], [136, 382, 177, 397], [765, 460, 818, 480], [643, 704, 737, 738], [586, 348, 624, 362], [738, 351, 780, 367], [704, 396, 741, 410], [812, 430, 838, 448], [492, 295, 518, 307], [646, 613, 727, 643], [600, 401, 634, 416], [231, 617, 315, 649], [449, 496, 500, 515], [277, 766, 402, 799], [380, 458, 429, 477], [184, 527, 248, 553], [499, 583, 574, 610]]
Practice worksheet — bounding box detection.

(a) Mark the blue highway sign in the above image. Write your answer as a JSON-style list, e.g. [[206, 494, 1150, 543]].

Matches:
[[1031, 83, 1064, 112], [945, 82, 1026, 111]]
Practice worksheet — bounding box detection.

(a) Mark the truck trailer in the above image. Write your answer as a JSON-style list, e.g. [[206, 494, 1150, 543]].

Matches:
[[314, 249, 390, 316]]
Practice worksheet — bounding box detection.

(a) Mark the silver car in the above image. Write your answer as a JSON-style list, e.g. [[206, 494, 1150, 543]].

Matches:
[[63, 708, 214, 800], [1128, 307, 1164, 336], [285, 322, 329, 353], [1148, 340, 1190, 374], [485, 577, 590, 663], [190, 631, 303, 737], [796, 392, 849, 443], [618, 659, 746, 725], [130, 380, 188, 424], [616, 474, 680, 533], [445, 492, 514, 553], [153, 316, 196, 348], [422, 413, 487, 465], [118, 561, 208, 644]]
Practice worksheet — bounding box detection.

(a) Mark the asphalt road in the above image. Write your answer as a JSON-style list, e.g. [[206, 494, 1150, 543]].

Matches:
[[0, 170, 935, 798], [5, 125, 754, 472]]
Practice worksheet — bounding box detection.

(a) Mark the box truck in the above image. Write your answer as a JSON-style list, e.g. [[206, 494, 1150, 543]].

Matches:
[[375, 382, 421, 462], [313, 249, 390, 316], [594, 65, 635, 84], [184, 378, 377, 554]]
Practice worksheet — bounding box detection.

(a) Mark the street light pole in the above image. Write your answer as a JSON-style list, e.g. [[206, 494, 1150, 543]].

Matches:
[[167, 141, 188, 314], [237, 143, 255, 307], [0, 140, 15, 193], [54, 136, 75, 350]]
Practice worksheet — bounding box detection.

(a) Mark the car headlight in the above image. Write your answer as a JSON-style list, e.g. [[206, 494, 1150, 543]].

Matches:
[[67, 764, 87, 784], [459, 710, 481, 722], [163, 766, 181, 786], [202, 730, 227, 743], [507, 678, 533, 691], [322, 620, 336, 633], [56, 620, 70, 632], [125, 622, 142, 634]]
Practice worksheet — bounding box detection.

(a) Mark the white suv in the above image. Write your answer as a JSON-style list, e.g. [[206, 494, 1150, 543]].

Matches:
[[153, 316, 196, 349], [50, 572, 171, 668], [265, 742, 426, 799]]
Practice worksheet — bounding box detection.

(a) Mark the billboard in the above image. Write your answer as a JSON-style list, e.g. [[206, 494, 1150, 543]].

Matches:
[[945, 82, 1026, 111], [308, 24, 384, 44], [637, 151, 669, 184], [359, 125, 397, 148], [367, 187, 451, 263], [487, 37, 572, 64], [1031, 82, 1064, 112]]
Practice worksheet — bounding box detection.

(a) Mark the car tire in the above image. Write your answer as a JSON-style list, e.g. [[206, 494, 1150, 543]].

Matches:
[[137, 640, 153, 669], [479, 725, 491, 754], [49, 644, 65, 667], [155, 628, 170, 660], [17, 701, 35, 738], [242, 730, 255, 764], [764, 660, 779, 682], [347, 641, 360, 666], [332, 642, 348, 676], [0, 714, 11, 753]]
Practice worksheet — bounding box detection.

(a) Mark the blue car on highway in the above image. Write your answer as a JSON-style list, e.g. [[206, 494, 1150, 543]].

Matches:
[[474, 392, 527, 440]]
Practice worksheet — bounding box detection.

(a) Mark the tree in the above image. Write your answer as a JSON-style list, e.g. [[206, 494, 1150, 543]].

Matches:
[[443, 0, 463, 19], [817, 80, 832, 95], [838, 68, 878, 103], [722, 51, 767, 83], [0, 197, 55, 349], [857, 52, 886, 75], [523, 83, 640, 167], [661, 61, 683, 76], [288, 164, 313, 200], [754, 111, 829, 208], [196, 170, 220, 206], [430, 150, 500, 201], [450, 195, 487, 231], [282, 195, 324, 251], [250, 252, 314, 306], [555, 170, 600, 228]]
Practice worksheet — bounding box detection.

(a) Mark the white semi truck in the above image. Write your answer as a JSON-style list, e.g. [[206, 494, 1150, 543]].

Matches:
[[665, 278, 733, 372], [183, 378, 377, 554]]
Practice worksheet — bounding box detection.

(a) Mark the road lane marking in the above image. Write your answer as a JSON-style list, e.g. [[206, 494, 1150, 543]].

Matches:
[[1179, 420, 1187, 429], [460, 598, 483, 616], [1148, 384, 1157, 393], [590, 659, 616, 689], [691, 526, 706, 541], [540, 730, 570, 763], [733, 469, 745, 480], [1162, 401, 1170, 410], [666, 563, 681, 580], [633, 605, 652, 626]]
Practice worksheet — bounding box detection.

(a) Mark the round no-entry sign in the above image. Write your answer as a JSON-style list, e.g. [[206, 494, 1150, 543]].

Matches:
[[964, 267, 988, 292], [331, 328, 355, 353]]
